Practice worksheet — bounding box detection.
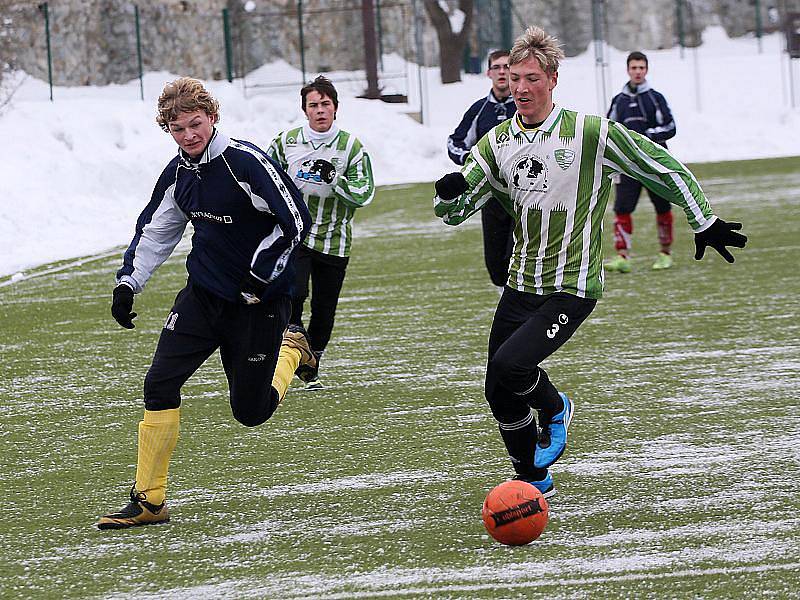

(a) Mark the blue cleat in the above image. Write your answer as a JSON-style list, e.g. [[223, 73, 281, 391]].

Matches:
[[513, 471, 556, 499], [534, 393, 574, 469]]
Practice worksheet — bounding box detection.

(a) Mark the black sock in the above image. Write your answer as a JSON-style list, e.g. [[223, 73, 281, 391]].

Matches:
[[518, 367, 562, 416], [498, 417, 547, 480]]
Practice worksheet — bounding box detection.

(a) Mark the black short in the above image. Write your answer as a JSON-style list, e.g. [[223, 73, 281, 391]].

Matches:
[[614, 174, 672, 215], [290, 245, 349, 352], [486, 289, 596, 400]]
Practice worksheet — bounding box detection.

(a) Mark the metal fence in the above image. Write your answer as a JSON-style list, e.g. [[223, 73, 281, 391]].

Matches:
[[2, 0, 418, 101], [4, 0, 799, 109], [233, 0, 414, 99]]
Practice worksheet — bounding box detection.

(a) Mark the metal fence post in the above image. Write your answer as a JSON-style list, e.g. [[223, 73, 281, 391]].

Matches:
[[676, 0, 685, 59], [412, 0, 426, 124], [499, 0, 512, 50], [222, 8, 234, 82], [135, 5, 144, 101], [37, 2, 53, 101], [755, 0, 763, 53], [591, 0, 609, 114], [297, 0, 306, 83]]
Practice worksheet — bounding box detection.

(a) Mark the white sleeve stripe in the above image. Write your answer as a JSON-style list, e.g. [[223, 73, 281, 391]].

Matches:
[[335, 139, 374, 205], [646, 122, 675, 134], [604, 139, 664, 184], [230, 141, 306, 283], [611, 125, 708, 221], [668, 172, 708, 225], [615, 125, 679, 175], [249, 224, 284, 281], [126, 183, 188, 292], [447, 138, 469, 159], [221, 154, 274, 215], [605, 134, 708, 226], [350, 148, 364, 165]]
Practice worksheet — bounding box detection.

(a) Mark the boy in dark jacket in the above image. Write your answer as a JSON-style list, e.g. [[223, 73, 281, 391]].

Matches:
[[447, 50, 517, 288], [605, 51, 677, 272], [97, 77, 314, 529]]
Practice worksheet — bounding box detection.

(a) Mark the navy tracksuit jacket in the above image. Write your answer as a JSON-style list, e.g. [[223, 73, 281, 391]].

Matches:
[[447, 91, 517, 165], [607, 80, 676, 146], [117, 130, 310, 302]]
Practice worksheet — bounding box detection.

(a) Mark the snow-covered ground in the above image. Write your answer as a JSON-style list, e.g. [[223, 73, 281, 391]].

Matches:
[[1, 27, 798, 277]]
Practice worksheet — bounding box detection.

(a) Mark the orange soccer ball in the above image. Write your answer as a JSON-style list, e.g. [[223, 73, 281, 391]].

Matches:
[[482, 480, 549, 545]]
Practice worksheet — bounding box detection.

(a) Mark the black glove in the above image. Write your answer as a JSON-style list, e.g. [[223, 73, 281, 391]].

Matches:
[[311, 159, 336, 184], [694, 218, 747, 263], [435, 172, 468, 201], [111, 284, 137, 329], [239, 272, 267, 305]]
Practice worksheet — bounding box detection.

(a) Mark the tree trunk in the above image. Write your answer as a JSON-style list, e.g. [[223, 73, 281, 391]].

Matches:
[[438, 36, 464, 84], [423, 0, 474, 84]]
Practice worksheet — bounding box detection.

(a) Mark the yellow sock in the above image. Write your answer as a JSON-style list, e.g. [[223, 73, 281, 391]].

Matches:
[[272, 345, 301, 402], [135, 408, 180, 505]]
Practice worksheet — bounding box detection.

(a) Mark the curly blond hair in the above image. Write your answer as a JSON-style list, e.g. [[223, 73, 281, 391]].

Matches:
[[156, 77, 220, 132], [509, 26, 565, 73]]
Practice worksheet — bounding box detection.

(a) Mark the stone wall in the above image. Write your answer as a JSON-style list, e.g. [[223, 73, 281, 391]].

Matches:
[[4, 0, 229, 85], [4, 0, 800, 86]]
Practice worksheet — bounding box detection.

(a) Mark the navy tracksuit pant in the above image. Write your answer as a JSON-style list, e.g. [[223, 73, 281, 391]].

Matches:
[[143, 282, 291, 427]]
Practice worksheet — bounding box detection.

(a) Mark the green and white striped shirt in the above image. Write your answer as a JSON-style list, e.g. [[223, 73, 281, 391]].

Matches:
[[269, 124, 375, 257], [434, 106, 715, 299]]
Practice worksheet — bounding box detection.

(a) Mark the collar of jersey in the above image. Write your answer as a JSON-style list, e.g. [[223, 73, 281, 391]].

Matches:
[[301, 123, 340, 149], [178, 129, 230, 165], [488, 90, 514, 105], [622, 80, 651, 95], [510, 105, 562, 140]]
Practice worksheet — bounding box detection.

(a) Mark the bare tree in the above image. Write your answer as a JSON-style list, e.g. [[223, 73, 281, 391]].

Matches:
[[423, 0, 474, 84]]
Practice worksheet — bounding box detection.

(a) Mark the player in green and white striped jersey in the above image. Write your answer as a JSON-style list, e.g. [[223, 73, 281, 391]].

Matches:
[[269, 76, 375, 389], [434, 27, 747, 498]]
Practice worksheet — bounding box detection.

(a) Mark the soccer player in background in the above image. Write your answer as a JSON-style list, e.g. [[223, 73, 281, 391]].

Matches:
[[447, 50, 517, 289], [605, 51, 678, 272], [97, 77, 315, 529], [269, 76, 375, 390], [433, 27, 747, 497]]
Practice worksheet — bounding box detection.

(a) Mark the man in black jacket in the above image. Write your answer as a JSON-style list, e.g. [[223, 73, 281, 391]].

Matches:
[[447, 50, 517, 288], [97, 77, 314, 530], [605, 51, 677, 273]]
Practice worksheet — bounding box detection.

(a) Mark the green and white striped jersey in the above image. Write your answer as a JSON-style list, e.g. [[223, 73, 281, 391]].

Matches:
[[269, 124, 375, 257], [434, 106, 715, 299]]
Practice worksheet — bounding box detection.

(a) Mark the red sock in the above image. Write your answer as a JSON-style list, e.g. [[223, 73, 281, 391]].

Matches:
[[657, 212, 673, 250], [614, 213, 633, 253]]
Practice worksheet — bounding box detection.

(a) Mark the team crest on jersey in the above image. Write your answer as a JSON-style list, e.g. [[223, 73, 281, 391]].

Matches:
[[297, 159, 324, 183], [511, 154, 549, 193], [554, 148, 575, 170], [297, 158, 337, 184]]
